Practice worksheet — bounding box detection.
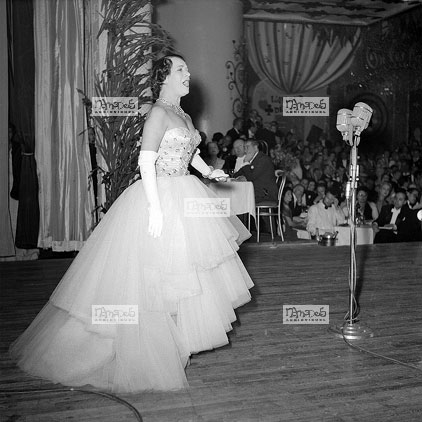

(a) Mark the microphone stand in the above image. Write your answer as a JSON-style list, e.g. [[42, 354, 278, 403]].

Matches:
[[330, 127, 373, 340]]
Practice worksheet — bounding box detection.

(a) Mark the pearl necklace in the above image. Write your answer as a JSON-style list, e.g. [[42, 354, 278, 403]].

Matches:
[[157, 98, 187, 119]]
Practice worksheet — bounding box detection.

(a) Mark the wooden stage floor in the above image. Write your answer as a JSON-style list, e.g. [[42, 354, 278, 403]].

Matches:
[[1, 242, 422, 421]]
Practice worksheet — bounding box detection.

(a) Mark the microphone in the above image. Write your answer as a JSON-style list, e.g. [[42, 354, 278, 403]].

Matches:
[[345, 181, 351, 201], [351, 102, 373, 136], [336, 109, 352, 141]]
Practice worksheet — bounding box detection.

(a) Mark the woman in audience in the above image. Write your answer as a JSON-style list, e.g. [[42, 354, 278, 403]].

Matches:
[[374, 181, 393, 213], [204, 141, 225, 170], [341, 186, 378, 223]]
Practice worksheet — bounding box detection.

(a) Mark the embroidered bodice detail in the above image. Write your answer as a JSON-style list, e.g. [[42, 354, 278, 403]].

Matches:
[[155, 127, 201, 177]]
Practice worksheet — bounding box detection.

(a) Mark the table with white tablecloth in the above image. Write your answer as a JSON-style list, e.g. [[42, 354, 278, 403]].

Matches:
[[208, 180, 256, 221], [335, 224, 374, 246]]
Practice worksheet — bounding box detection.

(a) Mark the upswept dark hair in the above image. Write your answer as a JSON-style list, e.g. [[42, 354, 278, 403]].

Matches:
[[151, 53, 185, 100]]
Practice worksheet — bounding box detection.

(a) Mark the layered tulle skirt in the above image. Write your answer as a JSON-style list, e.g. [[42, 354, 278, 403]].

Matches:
[[9, 175, 254, 393]]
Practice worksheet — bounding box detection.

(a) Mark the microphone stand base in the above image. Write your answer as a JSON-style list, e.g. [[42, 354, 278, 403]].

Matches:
[[329, 321, 374, 340]]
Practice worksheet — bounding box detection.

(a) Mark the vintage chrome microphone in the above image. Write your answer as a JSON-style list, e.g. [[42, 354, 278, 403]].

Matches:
[[351, 102, 373, 138], [336, 109, 353, 145], [330, 102, 374, 340]]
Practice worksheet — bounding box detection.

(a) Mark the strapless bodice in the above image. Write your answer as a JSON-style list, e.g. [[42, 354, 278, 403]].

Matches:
[[155, 127, 201, 177]]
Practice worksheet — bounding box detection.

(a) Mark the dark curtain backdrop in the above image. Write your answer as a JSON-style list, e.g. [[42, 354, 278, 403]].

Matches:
[[8, 0, 39, 249]]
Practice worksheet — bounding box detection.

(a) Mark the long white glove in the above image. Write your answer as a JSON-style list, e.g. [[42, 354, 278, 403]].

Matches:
[[191, 149, 228, 181], [138, 150, 163, 238]]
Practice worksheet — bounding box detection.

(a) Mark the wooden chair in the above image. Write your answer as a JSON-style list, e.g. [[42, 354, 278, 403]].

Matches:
[[254, 173, 286, 242]]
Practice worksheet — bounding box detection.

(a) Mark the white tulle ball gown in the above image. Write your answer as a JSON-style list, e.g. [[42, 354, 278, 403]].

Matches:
[[9, 127, 254, 393]]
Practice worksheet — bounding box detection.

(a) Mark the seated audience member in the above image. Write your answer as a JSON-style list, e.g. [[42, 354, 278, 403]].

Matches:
[[407, 187, 421, 210], [223, 138, 247, 173], [290, 183, 306, 217], [234, 139, 278, 203], [306, 189, 346, 238], [320, 164, 335, 184], [312, 167, 323, 183], [372, 188, 420, 243], [301, 178, 309, 192], [334, 165, 347, 185], [281, 187, 307, 240], [287, 153, 303, 185], [204, 141, 225, 170], [337, 150, 349, 170], [364, 175, 377, 202], [217, 135, 233, 160], [304, 179, 318, 206], [211, 132, 224, 145], [302, 158, 313, 180], [312, 182, 327, 205], [346, 186, 379, 222], [245, 120, 258, 140], [374, 181, 393, 214]]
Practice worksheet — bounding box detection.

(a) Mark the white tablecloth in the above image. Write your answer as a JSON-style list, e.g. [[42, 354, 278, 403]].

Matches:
[[208, 180, 256, 220], [335, 224, 374, 246]]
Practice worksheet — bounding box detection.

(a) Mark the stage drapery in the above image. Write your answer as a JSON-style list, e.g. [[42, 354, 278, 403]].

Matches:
[[0, 0, 14, 257], [35, 0, 94, 251], [245, 21, 361, 95]]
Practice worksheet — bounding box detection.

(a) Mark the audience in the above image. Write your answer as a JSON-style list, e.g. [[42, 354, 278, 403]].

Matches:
[[198, 117, 422, 242]]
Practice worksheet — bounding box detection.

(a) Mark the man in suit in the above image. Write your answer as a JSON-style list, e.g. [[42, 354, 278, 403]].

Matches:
[[255, 121, 276, 151], [234, 139, 278, 204], [290, 183, 306, 217], [372, 188, 420, 243], [223, 138, 247, 173], [226, 117, 245, 143], [306, 189, 346, 238]]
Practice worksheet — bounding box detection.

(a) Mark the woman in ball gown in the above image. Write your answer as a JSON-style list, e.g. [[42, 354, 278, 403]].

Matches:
[[9, 54, 254, 393]]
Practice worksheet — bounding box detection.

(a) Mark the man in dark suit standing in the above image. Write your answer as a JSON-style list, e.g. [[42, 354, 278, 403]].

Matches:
[[226, 117, 245, 143], [372, 188, 420, 243], [234, 139, 278, 204], [255, 121, 276, 151]]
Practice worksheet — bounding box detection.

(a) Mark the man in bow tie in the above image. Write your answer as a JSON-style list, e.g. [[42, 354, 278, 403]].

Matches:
[[372, 188, 420, 243], [306, 189, 346, 238]]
